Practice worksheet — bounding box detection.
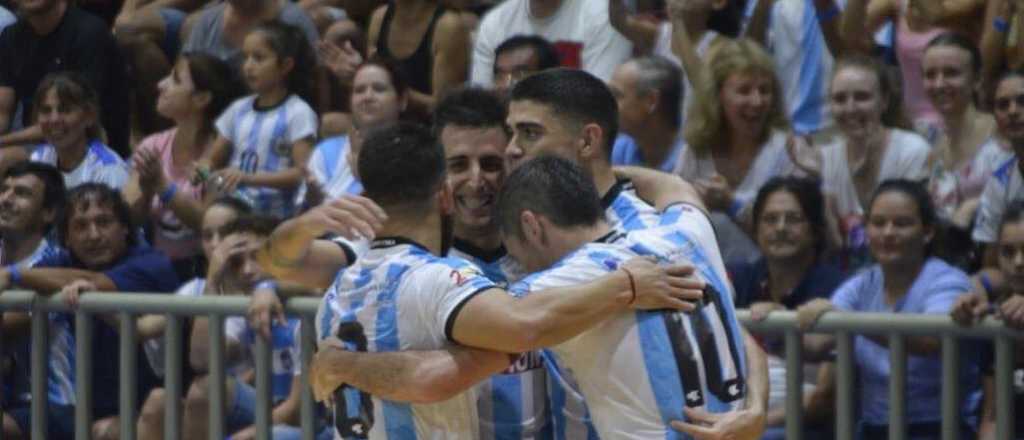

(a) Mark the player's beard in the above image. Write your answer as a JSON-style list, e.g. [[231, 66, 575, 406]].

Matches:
[[440, 212, 454, 256]]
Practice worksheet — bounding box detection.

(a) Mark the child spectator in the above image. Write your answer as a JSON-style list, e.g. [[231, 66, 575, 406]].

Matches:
[[199, 21, 319, 220], [952, 203, 1024, 439]]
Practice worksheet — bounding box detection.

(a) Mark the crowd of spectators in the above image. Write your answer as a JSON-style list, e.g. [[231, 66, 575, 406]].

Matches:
[[0, 0, 1022, 438]]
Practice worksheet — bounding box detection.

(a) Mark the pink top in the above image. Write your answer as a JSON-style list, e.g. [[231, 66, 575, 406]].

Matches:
[[133, 128, 204, 260], [896, 6, 945, 135]]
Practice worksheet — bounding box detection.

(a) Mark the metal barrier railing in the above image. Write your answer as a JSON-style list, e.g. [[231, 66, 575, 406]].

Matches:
[[0, 290, 321, 440], [0, 290, 1021, 440], [738, 309, 1022, 440]]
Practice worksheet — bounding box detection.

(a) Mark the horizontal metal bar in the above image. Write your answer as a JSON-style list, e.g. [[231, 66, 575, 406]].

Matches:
[[736, 310, 1023, 338], [2, 292, 1021, 339], [0, 291, 321, 316]]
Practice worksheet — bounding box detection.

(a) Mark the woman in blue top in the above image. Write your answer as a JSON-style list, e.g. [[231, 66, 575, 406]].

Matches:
[[797, 179, 979, 439]]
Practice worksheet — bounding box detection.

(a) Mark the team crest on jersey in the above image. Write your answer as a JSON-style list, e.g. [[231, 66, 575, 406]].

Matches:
[[272, 139, 292, 157], [449, 266, 481, 286]]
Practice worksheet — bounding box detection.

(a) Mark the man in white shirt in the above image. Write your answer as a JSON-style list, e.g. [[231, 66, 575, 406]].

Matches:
[[471, 0, 631, 85]]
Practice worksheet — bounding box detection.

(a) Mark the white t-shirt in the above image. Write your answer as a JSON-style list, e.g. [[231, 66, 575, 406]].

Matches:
[[820, 128, 931, 220], [471, 0, 632, 85], [30, 139, 130, 189], [973, 156, 1024, 243], [674, 130, 797, 210]]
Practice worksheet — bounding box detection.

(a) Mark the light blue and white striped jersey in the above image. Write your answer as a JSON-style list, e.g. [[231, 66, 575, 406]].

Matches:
[[449, 240, 551, 440], [306, 135, 363, 201], [974, 155, 1024, 243], [765, 0, 835, 135], [316, 236, 498, 439], [240, 318, 303, 402], [3, 239, 77, 406], [545, 179, 663, 439], [603, 179, 659, 232], [30, 139, 129, 189], [509, 204, 748, 438], [216, 94, 318, 219]]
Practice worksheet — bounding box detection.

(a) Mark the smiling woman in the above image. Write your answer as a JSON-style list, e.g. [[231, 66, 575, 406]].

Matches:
[[27, 72, 131, 191], [811, 55, 932, 272]]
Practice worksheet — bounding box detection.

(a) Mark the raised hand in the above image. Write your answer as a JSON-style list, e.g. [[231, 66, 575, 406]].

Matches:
[[299, 195, 388, 240], [319, 40, 363, 86]]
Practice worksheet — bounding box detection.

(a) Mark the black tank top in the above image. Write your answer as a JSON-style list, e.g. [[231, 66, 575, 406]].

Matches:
[[376, 3, 447, 96]]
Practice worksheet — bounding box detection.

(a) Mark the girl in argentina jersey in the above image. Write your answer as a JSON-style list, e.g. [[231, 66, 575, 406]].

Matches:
[[201, 21, 318, 219]]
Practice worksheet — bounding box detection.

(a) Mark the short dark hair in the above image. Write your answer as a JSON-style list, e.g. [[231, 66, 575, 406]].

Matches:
[[222, 214, 280, 238], [2, 160, 67, 219], [509, 68, 619, 158], [631, 56, 684, 128], [494, 35, 561, 72], [208, 196, 254, 217], [358, 122, 446, 208], [250, 20, 318, 110], [432, 86, 508, 136], [59, 183, 136, 248], [751, 176, 828, 257], [355, 56, 409, 101], [181, 52, 244, 130], [867, 179, 938, 256], [496, 155, 604, 240]]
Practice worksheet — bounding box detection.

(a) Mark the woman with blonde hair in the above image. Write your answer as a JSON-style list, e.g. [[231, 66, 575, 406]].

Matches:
[[674, 38, 800, 262]]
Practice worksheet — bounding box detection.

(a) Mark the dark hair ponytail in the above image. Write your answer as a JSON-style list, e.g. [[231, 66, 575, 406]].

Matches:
[[250, 21, 318, 111]]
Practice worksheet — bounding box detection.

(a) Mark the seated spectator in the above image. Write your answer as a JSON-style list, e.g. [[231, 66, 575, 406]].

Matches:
[[28, 73, 131, 190], [925, 34, 1011, 228], [198, 22, 318, 220], [304, 58, 406, 204], [973, 71, 1024, 263], [112, 0, 208, 137], [608, 55, 685, 172], [798, 179, 980, 440], [471, 0, 632, 85], [674, 38, 800, 263], [0, 0, 130, 158], [181, 0, 318, 70], [728, 176, 845, 439], [122, 52, 243, 281], [182, 215, 313, 439], [609, 0, 734, 127], [134, 196, 252, 438], [0, 162, 67, 440], [0, 183, 180, 439], [837, 0, 987, 142], [951, 203, 1024, 439], [805, 55, 931, 271], [366, 0, 468, 115], [491, 34, 560, 96]]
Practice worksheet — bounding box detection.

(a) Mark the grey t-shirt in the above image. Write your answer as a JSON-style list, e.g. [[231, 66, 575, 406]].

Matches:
[[182, 2, 319, 69]]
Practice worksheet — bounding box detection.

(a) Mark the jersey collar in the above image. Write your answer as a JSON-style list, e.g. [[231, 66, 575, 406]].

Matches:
[[371, 236, 431, 253]]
